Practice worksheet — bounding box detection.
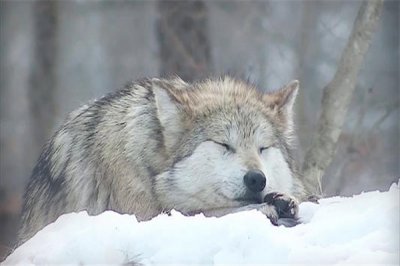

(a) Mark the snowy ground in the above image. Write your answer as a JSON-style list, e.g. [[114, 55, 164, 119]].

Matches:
[[5, 183, 399, 265]]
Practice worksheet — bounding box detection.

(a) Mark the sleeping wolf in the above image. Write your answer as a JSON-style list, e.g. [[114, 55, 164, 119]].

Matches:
[[19, 77, 306, 243]]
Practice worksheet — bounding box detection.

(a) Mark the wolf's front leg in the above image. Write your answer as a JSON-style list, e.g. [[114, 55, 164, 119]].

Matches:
[[202, 193, 300, 227], [202, 203, 278, 220]]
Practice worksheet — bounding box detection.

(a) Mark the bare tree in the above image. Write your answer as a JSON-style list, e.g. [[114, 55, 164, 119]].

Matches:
[[302, 0, 384, 196], [157, 0, 212, 82]]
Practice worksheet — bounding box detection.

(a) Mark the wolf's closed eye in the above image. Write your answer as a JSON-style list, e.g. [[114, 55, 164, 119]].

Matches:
[[259, 146, 270, 154], [210, 140, 235, 153]]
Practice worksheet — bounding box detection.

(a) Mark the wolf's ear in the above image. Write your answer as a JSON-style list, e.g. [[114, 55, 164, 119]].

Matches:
[[264, 80, 299, 121], [153, 86, 187, 154]]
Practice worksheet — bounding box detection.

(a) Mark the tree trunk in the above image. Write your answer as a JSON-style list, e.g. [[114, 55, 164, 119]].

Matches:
[[302, 0, 384, 196], [157, 0, 212, 82], [29, 0, 58, 151]]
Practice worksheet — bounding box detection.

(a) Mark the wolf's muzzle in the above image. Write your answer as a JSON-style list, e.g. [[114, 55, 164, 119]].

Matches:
[[244, 170, 266, 193]]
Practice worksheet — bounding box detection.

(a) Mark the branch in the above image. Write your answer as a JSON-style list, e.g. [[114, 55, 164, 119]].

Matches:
[[301, 0, 384, 196], [370, 100, 399, 133]]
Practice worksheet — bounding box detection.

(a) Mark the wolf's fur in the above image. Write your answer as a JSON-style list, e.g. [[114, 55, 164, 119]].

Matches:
[[19, 77, 305, 244]]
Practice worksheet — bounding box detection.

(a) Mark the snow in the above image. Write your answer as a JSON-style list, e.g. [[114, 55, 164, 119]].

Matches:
[[5, 183, 399, 265]]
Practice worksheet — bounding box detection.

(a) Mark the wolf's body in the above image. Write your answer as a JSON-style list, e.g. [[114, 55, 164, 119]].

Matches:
[[19, 77, 305, 244]]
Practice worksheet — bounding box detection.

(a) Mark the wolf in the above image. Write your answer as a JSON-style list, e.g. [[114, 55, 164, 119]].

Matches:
[[18, 76, 306, 244]]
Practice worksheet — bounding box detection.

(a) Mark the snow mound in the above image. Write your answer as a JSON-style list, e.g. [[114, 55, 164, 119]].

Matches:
[[5, 183, 399, 265]]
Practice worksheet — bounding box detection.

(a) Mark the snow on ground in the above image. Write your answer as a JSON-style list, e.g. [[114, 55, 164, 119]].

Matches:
[[5, 183, 399, 265]]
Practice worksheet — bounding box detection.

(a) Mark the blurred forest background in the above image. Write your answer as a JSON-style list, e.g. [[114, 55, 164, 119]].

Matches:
[[0, 0, 398, 257]]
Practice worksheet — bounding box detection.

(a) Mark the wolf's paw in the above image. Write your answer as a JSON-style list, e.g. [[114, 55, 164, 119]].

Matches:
[[264, 192, 299, 226]]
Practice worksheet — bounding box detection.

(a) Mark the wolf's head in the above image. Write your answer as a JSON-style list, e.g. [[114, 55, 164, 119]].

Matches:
[[153, 77, 303, 213]]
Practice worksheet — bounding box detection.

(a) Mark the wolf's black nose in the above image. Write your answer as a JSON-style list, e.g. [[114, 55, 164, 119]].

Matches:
[[244, 170, 266, 192]]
